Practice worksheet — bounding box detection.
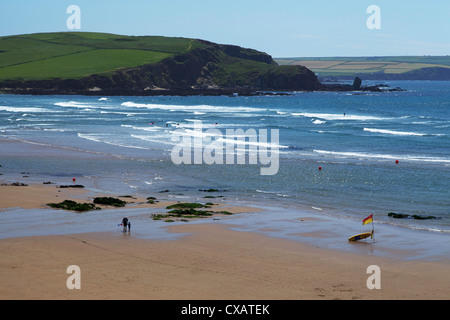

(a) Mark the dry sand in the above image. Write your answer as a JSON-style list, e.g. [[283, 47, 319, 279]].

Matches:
[[0, 183, 89, 210], [0, 183, 449, 300], [1, 224, 449, 300]]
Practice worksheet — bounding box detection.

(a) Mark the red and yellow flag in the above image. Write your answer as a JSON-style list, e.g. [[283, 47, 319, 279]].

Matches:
[[362, 214, 373, 225]]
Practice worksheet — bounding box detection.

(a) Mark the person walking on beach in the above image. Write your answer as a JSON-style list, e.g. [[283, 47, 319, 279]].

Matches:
[[121, 216, 130, 232]]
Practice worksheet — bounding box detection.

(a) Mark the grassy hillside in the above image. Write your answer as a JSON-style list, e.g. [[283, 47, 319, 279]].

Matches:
[[0, 32, 205, 80], [0, 32, 321, 94], [275, 56, 450, 78]]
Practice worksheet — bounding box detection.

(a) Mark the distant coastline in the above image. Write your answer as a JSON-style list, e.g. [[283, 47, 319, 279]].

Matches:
[[0, 83, 404, 96], [275, 56, 450, 81]]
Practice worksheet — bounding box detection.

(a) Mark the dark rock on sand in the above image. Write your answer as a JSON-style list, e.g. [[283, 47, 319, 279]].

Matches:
[[388, 212, 410, 219], [93, 197, 127, 207], [59, 185, 85, 188], [1, 182, 28, 186], [411, 215, 438, 220], [388, 212, 438, 220], [47, 200, 99, 212]]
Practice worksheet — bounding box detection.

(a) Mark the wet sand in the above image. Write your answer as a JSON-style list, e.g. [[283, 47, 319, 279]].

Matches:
[[0, 182, 258, 213]]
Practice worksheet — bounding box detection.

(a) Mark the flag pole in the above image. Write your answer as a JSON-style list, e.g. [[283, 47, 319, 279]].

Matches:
[[372, 213, 375, 242]]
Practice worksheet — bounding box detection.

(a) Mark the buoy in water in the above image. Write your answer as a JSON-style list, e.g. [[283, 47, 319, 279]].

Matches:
[[318, 166, 322, 171], [395, 160, 399, 164], [73, 178, 76, 182]]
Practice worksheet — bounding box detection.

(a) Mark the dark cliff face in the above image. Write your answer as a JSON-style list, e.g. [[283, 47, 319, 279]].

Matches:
[[0, 42, 322, 95], [253, 65, 321, 91]]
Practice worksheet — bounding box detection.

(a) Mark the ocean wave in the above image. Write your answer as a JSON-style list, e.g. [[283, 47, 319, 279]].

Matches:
[[256, 189, 276, 194], [43, 128, 66, 132], [121, 124, 165, 132], [313, 149, 450, 164], [77, 133, 150, 150], [133, 127, 289, 150], [292, 112, 391, 121], [256, 190, 289, 198], [54, 101, 91, 108], [0, 106, 51, 113], [170, 121, 248, 129], [130, 134, 174, 146], [364, 128, 445, 137], [121, 101, 266, 113], [363, 128, 427, 136], [54, 101, 108, 110], [77, 133, 104, 144], [268, 109, 289, 115], [175, 128, 289, 149], [101, 111, 143, 116], [218, 137, 289, 150]]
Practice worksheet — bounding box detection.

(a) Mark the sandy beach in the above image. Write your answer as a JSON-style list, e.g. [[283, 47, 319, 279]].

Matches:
[[0, 183, 449, 300], [1, 224, 449, 300]]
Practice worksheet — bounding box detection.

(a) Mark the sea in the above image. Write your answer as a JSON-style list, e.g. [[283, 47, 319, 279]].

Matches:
[[1, 80, 449, 237]]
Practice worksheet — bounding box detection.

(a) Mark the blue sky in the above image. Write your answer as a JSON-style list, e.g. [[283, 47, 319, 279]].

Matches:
[[1, 0, 449, 57]]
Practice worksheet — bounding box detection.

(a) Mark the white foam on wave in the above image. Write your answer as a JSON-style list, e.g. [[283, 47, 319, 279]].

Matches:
[[256, 189, 275, 194], [77, 133, 103, 143], [43, 128, 66, 132], [363, 128, 427, 136], [292, 112, 391, 121], [121, 101, 266, 113], [101, 110, 142, 116], [132, 126, 289, 150], [54, 101, 90, 108], [130, 134, 174, 146], [54, 101, 107, 110], [0, 106, 51, 113], [121, 124, 165, 132], [77, 133, 150, 150], [176, 127, 289, 150]]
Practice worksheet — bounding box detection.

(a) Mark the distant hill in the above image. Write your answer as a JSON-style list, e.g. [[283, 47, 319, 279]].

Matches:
[[275, 56, 450, 80], [0, 32, 321, 95]]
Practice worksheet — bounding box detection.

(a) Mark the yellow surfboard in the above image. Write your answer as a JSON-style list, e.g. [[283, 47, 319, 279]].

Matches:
[[348, 231, 373, 241]]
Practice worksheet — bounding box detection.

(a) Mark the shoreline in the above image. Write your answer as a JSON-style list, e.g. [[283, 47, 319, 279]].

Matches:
[[1, 180, 449, 259], [1, 161, 449, 262], [0, 81, 404, 96]]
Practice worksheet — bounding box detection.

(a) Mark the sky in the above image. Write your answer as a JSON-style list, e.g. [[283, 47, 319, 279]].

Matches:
[[1, 0, 449, 57]]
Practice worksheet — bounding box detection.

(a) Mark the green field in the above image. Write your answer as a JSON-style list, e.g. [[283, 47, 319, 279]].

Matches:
[[0, 32, 205, 80], [275, 56, 450, 77]]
